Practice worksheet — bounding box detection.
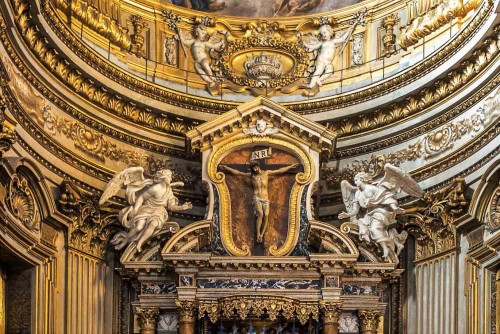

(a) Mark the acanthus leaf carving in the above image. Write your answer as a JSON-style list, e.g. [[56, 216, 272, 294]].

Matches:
[[399, 178, 469, 261], [58, 180, 115, 258]]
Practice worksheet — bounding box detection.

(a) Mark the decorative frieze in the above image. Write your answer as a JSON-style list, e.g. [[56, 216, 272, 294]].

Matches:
[[199, 296, 320, 324], [141, 282, 177, 294], [341, 284, 377, 296], [196, 278, 321, 289]]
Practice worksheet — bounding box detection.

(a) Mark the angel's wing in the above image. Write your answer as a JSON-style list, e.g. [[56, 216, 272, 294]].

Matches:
[[297, 33, 320, 74], [298, 33, 321, 51], [208, 31, 224, 45], [341, 180, 359, 222], [99, 167, 145, 205], [378, 164, 423, 198]]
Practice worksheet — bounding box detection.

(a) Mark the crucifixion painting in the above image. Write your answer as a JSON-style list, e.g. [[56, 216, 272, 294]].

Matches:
[[220, 161, 300, 243]]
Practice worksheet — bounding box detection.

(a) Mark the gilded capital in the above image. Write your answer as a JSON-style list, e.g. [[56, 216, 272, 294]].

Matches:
[[176, 300, 197, 323], [320, 302, 342, 325], [358, 310, 381, 332], [136, 307, 159, 330]]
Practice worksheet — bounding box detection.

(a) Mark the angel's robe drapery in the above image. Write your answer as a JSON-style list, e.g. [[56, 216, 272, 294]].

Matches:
[[355, 184, 398, 243], [120, 180, 178, 231]]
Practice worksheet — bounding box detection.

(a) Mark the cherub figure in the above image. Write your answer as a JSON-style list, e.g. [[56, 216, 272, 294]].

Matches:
[[339, 164, 423, 259], [177, 23, 227, 87], [299, 24, 349, 88], [99, 167, 192, 252]]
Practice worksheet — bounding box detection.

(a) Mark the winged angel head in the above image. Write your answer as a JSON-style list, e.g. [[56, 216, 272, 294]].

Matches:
[[339, 164, 423, 261], [99, 167, 192, 252]]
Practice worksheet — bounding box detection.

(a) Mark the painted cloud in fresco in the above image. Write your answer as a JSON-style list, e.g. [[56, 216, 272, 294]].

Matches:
[[165, 0, 363, 17]]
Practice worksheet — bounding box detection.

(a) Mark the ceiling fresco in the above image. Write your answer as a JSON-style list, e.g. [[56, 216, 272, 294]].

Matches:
[[166, 0, 364, 17]]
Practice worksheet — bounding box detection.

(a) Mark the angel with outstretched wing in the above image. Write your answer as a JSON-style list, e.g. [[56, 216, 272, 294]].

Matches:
[[176, 24, 228, 87], [339, 164, 423, 260], [99, 167, 192, 252]]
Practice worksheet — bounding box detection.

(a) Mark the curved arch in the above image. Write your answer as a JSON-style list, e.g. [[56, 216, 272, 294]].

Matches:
[[309, 220, 359, 256], [161, 220, 211, 255]]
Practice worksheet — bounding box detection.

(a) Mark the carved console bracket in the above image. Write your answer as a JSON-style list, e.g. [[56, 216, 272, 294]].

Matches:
[[400, 178, 470, 261], [58, 180, 116, 258]]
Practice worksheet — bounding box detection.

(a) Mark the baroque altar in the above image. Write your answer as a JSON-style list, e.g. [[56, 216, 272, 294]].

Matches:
[[117, 97, 410, 334]]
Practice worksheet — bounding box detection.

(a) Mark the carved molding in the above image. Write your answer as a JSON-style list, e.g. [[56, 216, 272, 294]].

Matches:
[[199, 296, 320, 324], [399, 0, 480, 49], [326, 29, 499, 136], [7, 0, 494, 121], [5, 173, 40, 232]]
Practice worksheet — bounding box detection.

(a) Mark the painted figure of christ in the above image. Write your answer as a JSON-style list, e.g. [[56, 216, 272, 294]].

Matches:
[[220, 161, 299, 243]]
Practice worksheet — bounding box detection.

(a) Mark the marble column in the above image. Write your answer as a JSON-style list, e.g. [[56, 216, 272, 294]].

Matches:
[[136, 307, 159, 334], [321, 302, 341, 334], [359, 310, 381, 334], [177, 300, 196, 334]]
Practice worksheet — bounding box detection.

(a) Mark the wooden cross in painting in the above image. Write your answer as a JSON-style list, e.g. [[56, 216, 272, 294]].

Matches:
[[218, 146, 301, 248]]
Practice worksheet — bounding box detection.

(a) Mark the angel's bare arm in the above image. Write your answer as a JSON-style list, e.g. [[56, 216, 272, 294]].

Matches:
[[176, 31, 194, 47], [305, 40, 322, 51], [167, 197, 192, 211], [220, 165, 250, 177], [269, 163, 299, 175], [339, 201, 360, 219]]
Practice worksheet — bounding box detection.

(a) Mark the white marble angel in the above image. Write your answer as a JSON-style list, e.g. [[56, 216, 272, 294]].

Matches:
[[298, 24, 349, 88], [99, 167, 192, 252], [339, 164, 423, 259], [177, 24, 228, 87]]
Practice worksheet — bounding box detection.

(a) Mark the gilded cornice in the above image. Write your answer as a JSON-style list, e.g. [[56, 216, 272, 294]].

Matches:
[[336, 74, 500, 158], [27, 0, 495, 125], [327, 32, 499, 137], [1, 86, 204, 204], [0, 38, 188, 159], [54, 0, 132, 51], [399, 0, 481, 49], [3, 0, 200, 137]]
